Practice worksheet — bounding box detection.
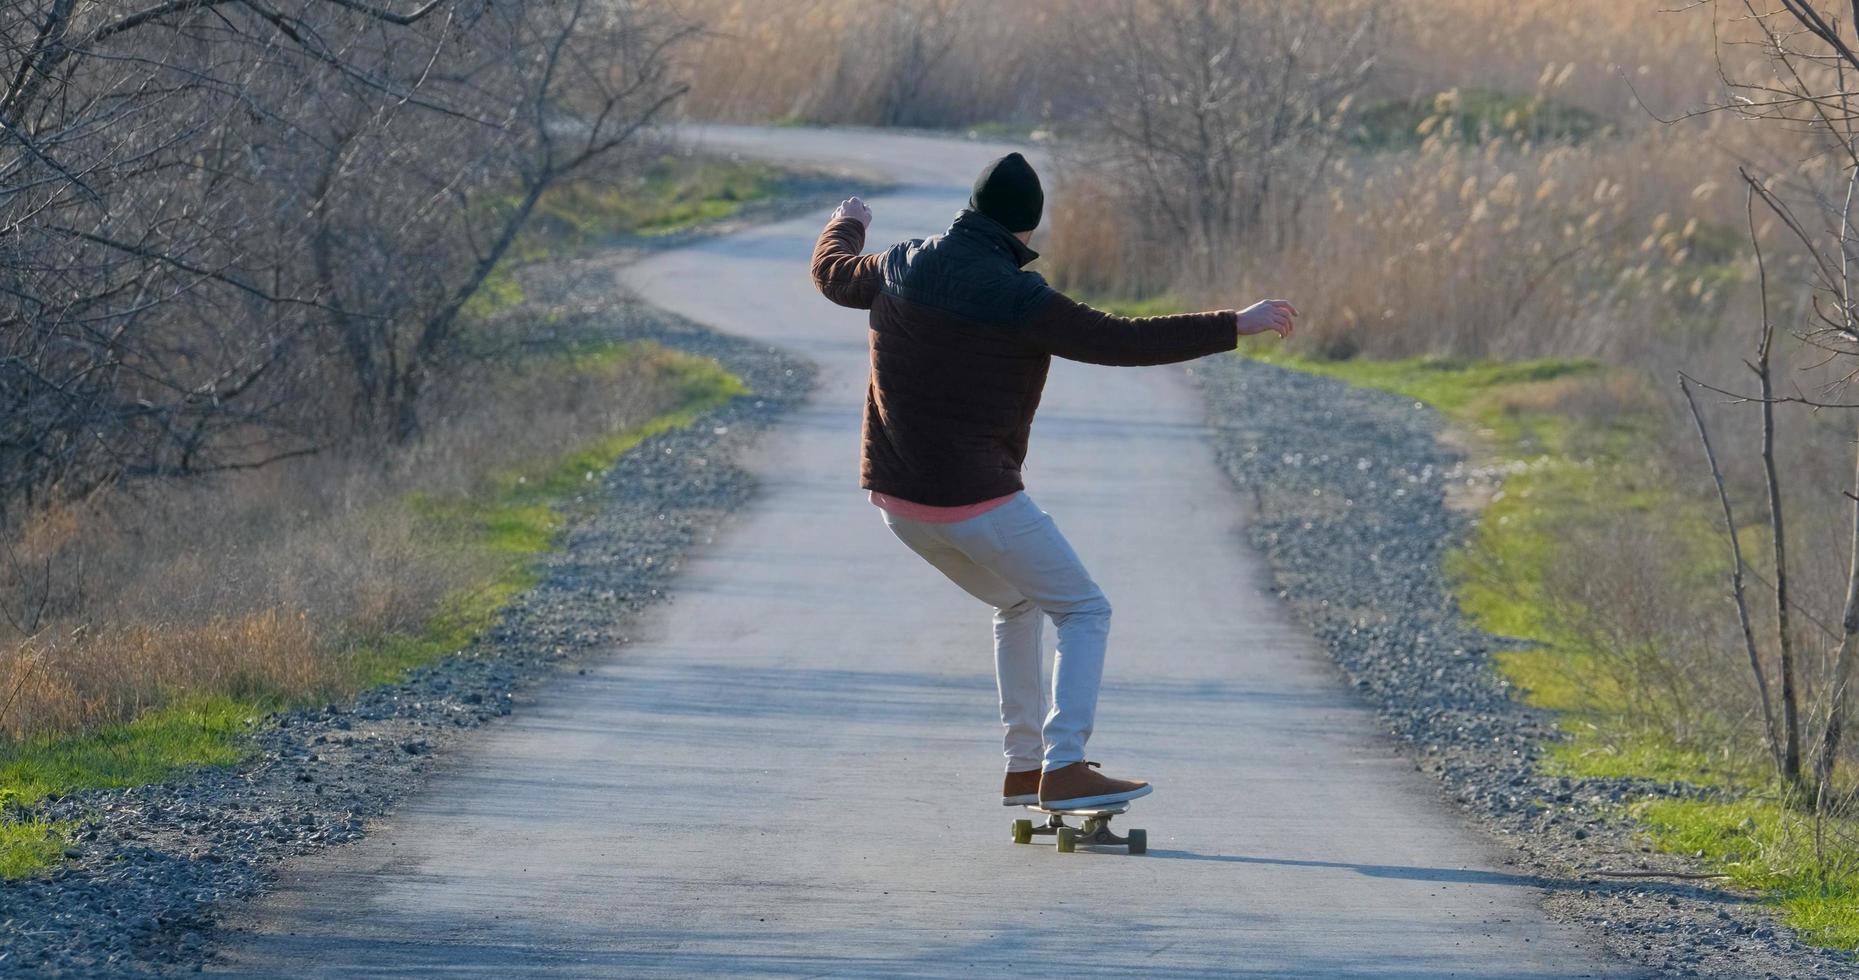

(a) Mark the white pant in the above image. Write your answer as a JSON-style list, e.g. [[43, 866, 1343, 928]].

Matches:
[[881, 493, 1110, 772]]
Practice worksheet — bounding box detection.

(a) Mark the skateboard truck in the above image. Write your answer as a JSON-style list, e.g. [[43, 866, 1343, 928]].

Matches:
[[1011, 802, 1146, 854]]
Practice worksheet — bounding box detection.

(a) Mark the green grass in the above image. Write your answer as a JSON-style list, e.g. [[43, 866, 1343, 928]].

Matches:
[[532, 154, 781, 244], [1245, 355, 1616, 669], [0, 695, 265, 813], [354, 343, 742, 688], [1251, 351, 1595, 451], [0, 819, 70, 879], [1247, 352, 1591, 414], [1635, 796, 1859, 948], [461, 272, 528, 322], [961, 120, 1046, 141], [0, 344, 746, 878], [1254, 348, 1859, 948], [466, 155, 784, 319], [0, 695, 262, 879], [1350, 88, 1608, 149]]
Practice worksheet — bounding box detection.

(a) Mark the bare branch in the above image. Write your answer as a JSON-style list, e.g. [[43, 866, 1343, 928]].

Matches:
[[1679, 373, 1785, 773]]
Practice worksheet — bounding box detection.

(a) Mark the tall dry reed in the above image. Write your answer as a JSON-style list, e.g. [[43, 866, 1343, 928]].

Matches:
[[0, 324, 691, 741]]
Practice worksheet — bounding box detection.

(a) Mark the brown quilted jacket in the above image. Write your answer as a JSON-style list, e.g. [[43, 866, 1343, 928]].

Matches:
[[811, 208, 1239, 506]]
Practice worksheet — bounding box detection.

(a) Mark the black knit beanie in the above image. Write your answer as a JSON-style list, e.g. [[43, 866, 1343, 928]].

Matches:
[[969, 152, 1043, 232]]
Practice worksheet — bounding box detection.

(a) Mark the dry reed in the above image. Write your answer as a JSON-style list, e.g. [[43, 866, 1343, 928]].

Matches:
[[0, 332, 692, 741]]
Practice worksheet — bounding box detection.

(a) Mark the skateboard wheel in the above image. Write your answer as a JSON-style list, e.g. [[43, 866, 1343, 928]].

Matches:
[[1055, 827, 1077, 853], [1127, 829, 1147, 855], [1012, 819, 1034, 845]]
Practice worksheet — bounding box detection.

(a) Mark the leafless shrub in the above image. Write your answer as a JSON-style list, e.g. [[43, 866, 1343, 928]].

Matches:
[[0, 0, 694, 527], [1055, 0, 1379, 286], [1542, 508, 1752, 749], [0, 327, 691, 740], [1674, 0, 1859, 803]]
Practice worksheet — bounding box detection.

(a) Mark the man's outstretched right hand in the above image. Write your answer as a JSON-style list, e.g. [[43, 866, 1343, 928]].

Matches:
[[834, 196, 873, 228], [1235, 299, 1297, 339]]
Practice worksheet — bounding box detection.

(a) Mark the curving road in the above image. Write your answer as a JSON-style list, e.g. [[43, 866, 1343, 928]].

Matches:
[[210, 127, 1636, 978]]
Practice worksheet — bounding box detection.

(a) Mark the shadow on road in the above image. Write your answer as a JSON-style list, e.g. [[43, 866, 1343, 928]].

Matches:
[[211, 923, 1638, 979], [1149, 849, 1754, 906]]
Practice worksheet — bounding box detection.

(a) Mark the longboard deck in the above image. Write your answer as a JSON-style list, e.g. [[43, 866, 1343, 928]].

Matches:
[[1023, 801, 1131, 817]]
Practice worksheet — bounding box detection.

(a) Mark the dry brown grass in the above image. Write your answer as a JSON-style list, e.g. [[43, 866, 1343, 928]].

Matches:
[[1384, 0, 1727, 112], [677, 0, 1734, 121], [675, 0, 1059, 125], [0, 612, 326, 741], [674, 0, 1735, 128], [0, 332, 693, 741], [679, 1, 1787, 363]]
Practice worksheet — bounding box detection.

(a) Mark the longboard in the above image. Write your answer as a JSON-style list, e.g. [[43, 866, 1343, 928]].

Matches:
[[1012, 801, 1146, 854]]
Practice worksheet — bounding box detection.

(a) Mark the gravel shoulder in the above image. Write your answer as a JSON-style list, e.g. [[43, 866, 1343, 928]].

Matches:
[[0, 185, 852, 976], [1196, 355, 1859, 980]]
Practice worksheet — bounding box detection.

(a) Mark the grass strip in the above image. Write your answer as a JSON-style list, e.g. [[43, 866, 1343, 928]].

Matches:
[[466, 156, 782, 320], [0, 818, 70, 879], [1255, 350, 1859, 949], [0, 344, 744, 878]]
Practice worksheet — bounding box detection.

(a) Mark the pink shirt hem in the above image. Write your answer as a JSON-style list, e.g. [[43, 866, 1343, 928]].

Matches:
[[869, 490, 1018, 524]]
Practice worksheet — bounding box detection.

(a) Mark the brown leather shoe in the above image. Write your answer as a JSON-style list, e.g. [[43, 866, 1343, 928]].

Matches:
[[1002, 769, 1041, 806], [1038, 761, 1152, 809]]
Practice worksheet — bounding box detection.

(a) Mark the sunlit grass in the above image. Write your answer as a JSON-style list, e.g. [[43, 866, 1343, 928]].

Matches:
[[1636, 796, 1859, 949], [0, 344, 745, 878], [0, 695, 263, 811], [466, 155, 783, 319], [1349, 88, 1608, 149], [525, 154, 780, 246], [1255, 349, 1859, 948], [346, 343, 741, 690], [1249, 351, 1595, 452], [0, 819, 71, 880]]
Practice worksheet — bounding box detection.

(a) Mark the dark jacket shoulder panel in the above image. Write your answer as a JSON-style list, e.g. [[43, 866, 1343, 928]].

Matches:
[[878, 213, 1051, 327]]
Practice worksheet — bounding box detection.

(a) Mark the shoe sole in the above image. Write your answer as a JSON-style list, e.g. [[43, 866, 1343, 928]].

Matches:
[[1038, 783, 1153, 810], [1002, 793, 1039, 806]]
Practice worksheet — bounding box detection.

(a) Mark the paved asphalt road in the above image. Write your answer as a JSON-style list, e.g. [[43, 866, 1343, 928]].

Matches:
[[211, 126, 1638, 978]]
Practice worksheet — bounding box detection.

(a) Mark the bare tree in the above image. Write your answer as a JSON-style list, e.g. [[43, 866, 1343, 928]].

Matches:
[[1064, 0, 1379, 285], [0, 0, 692, 522], [1678, 0, 1859, 800], [1749, 179, 1807, 786], [798, 0, 974, 127], [871, 0, 968, 127], [1681, 372, 1786, 775]]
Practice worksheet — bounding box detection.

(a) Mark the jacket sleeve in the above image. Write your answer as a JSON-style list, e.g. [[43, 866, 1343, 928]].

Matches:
[[1018, 288, 1239, 366], [810, 215, 885, 310]]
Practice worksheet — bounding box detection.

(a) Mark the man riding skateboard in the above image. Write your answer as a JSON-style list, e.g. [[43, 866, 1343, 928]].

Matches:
[[809, 152, 1295, 810]]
